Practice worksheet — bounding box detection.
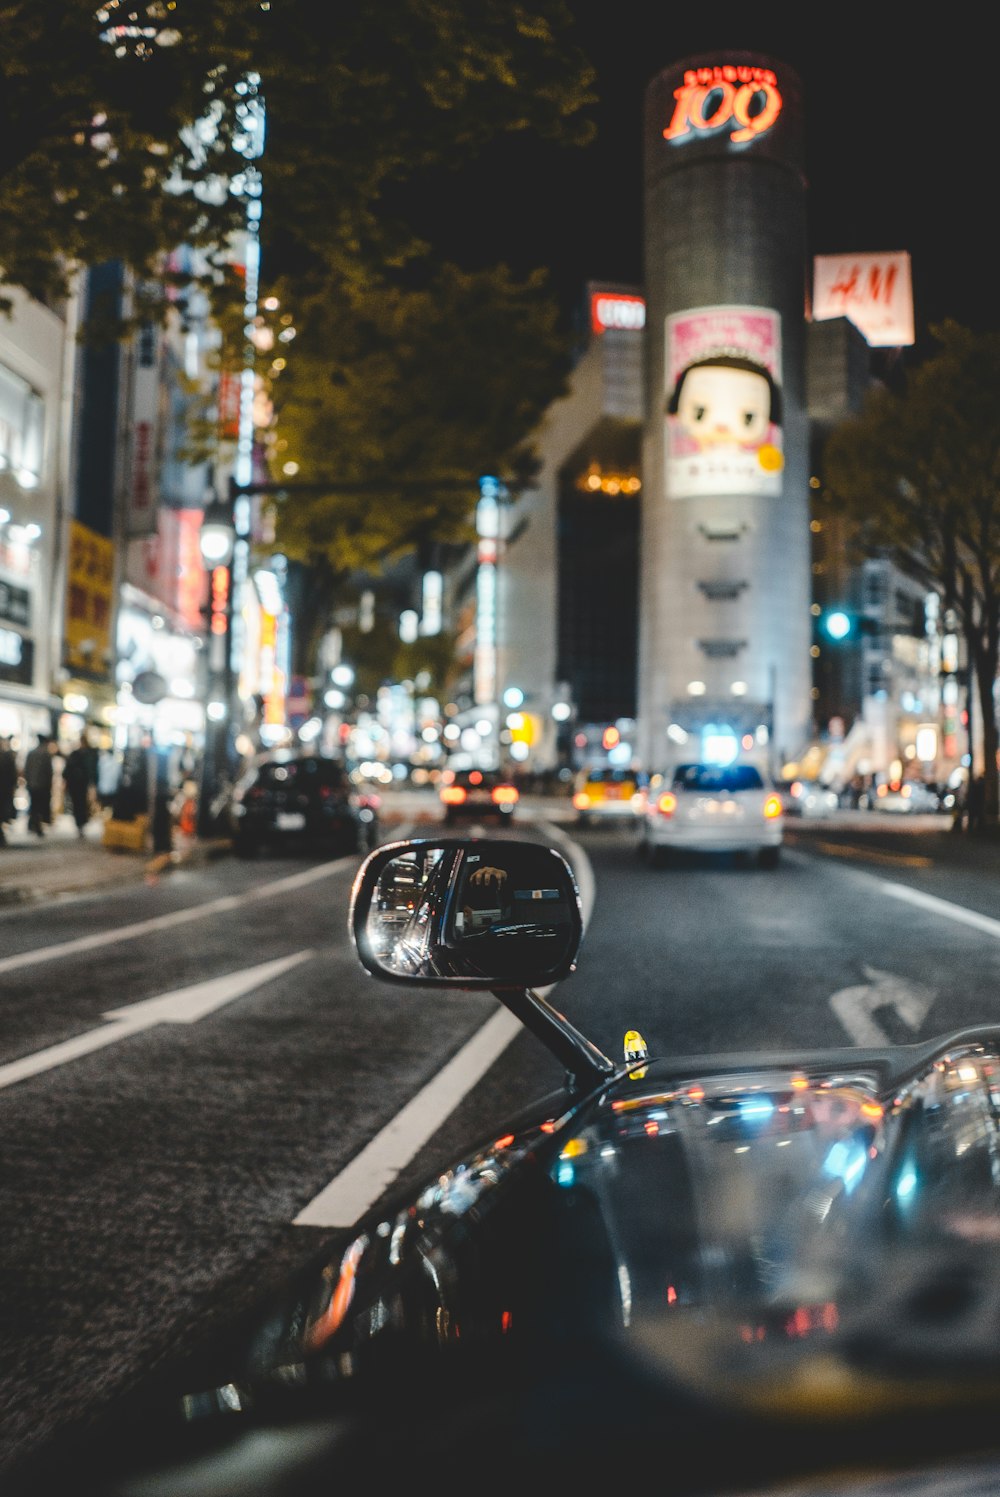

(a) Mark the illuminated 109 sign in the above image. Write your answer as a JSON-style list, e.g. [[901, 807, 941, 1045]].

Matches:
[[663, 65, 782, 146]]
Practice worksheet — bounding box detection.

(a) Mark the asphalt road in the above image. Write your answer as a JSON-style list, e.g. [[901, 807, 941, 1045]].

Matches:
[[3, 798, 1000, 1480]]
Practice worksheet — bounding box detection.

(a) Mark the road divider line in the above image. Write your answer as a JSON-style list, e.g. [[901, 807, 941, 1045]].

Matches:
[[0, 859, 354, 976], [807, 839, 932, 869], [295, 827, 595, 1230], [294, 1006, 523, 1228], [880, 880, 1000, 940], [0, 951, 313, 1090]]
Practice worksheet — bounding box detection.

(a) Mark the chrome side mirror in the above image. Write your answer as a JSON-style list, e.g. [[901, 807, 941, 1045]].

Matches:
[[350, 838, 583, 988]]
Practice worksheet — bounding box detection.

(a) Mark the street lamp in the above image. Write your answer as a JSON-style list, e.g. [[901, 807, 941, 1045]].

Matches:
[[198, 496, 236, 836]]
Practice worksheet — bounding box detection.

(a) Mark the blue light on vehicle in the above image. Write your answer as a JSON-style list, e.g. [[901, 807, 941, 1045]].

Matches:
[[895, 1164, 918, 1202], [556, 1160, 575, 1188], [702, 726, 738, 765], [822, 1139, 868, 1194], [739, 1096, 775, 1124]]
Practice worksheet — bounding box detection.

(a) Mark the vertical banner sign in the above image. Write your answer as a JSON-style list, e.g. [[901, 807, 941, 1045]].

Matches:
[[665, 305, 784, 500], [64, 520, 115, 677], [125, 318, 161, 537]]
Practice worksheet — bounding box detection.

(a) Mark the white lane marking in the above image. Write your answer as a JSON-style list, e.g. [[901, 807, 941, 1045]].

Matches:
[[0, 858, 353, 977], [294, 827, 595, 1230], [294, 1006, 523, 1228], [0, 951, 312, 1091], [880, 880, 1000, 941], [829, 965, 936, 1047]]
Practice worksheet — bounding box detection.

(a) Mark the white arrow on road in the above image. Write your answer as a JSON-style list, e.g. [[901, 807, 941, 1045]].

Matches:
[[829, 964, 936, 1046], [0, 950, 313, 1092]]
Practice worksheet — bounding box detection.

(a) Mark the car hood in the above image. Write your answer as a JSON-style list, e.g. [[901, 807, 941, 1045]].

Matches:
[[30, 1027, 1000, 1493]]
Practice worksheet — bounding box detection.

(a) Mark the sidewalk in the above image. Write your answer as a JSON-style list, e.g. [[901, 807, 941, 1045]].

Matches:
[[0, 812, 230, 910]]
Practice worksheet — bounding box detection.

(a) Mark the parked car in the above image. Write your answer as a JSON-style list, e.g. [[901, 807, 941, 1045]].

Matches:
[[17, 833, 1000, 1495], [227, 751, 378, 856], [438, 768, 519, 825], [776, 778, 840, 818], [572, 764, 640, 825], [860, 778, 943, 814], [636, 761, 784, 866]]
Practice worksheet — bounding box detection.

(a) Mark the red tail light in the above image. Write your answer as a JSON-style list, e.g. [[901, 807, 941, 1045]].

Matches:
[[763, 794, 783, 819], [492, 785, 519, 805], [657, 792, 677, 817], [441, 786, 467, 805]]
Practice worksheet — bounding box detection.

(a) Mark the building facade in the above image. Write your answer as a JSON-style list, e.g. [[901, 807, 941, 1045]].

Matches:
[[637, 52, 813, 774]]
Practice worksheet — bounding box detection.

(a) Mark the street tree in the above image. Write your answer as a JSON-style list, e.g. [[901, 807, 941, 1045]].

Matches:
[[264, 261, 573, 574], [0, 1, 594, 311], [822, 322, 1000, 827]]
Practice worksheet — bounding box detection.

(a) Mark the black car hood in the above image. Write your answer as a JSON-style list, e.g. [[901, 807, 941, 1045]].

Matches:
[[23, 1027, 1000, 1493]]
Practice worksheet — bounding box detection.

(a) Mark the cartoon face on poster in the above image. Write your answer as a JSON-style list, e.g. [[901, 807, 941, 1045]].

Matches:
[[665, 306, 784, 498]]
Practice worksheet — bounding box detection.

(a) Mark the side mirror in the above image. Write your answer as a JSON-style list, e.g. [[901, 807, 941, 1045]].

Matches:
[[350, 838, 583, 988]]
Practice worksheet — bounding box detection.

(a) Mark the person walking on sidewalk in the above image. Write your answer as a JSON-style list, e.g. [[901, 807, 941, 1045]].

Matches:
[[23, 733, 54, 837], [63, 736, 96, 837], [0, 735, 17, 847]]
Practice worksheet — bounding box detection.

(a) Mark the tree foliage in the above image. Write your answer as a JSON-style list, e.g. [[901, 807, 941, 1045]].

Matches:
[[822, 322, 1000, 823], [266, 261, 572, 574], [0, 1, 595, 309]]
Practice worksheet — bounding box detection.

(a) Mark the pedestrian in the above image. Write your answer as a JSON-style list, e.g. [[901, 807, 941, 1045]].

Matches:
[[63, 736, 96, 837], [0, 734, 17, 847], [23, 733, 54, 837]]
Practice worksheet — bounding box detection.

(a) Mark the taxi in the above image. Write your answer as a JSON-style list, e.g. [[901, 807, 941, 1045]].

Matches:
[[572, 765, 640, 826]]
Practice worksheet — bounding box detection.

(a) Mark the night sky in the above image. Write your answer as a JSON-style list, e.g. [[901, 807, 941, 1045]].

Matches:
[[413, 7, 995, 343]]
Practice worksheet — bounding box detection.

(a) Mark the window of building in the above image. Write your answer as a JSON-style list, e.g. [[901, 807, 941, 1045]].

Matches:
[[0, 363, 44, 489]]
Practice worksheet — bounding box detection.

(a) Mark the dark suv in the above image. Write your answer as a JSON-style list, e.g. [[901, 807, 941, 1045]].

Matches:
[[229, 752, 378, 857]]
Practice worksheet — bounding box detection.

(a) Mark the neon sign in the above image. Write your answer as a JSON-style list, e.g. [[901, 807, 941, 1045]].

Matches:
[[591, 293, 646, 334], [664, 65, 782, 146]]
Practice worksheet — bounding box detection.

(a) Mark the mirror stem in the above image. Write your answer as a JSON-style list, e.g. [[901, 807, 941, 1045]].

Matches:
[[492, 985, 616, 1092]]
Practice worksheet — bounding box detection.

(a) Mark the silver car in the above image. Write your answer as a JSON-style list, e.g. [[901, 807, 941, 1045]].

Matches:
[[637, 761, 784, 867]]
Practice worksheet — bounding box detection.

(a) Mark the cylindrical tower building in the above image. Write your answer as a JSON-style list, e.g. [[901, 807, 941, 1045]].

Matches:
[[637, 52, 812, 773]]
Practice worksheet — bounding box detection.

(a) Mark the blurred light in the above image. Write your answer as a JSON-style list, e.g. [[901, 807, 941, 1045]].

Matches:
[[739, 1097, 775, 1123], [896, 1165, 918, 1201], [825, 611, 851, 640], [763, 795, 783, 819], [170, 679, 195, 698], [443, 724, 461, 741], [687, 680, 706, 696], [510, 741, 529, 761], [667, 723, 688, 744], [331, 664, 355, 687], [503, 686, 524, 709], [731, 680, 748, 696], [506, 712, 525, 731], [298, 717, 323, 742], [916, 725, 937, 761], [324, 689, 346, 709], [602, 726, 620, 749], [475, 719, 492, 736], [281, 460, 299, 475], [63, 693, 89, 713], [741, 733, 754, 750], [399, 610, 419, 644], [551, 701, 572, 722], [207, 700, 227, 722], [702, 729, 738, 765]]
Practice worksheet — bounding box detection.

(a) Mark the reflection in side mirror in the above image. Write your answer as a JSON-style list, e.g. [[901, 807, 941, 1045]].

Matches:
[[351, 839, 583, 988]]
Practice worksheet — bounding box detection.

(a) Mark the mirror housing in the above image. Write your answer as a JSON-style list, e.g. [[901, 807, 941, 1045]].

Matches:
[[350, 838, 583, 989]]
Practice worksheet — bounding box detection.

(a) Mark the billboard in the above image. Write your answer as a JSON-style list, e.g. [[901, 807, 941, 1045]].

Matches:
[[64, 520, 115, 678], [665, 305, 784, 499], [812, 252, 914, 347]]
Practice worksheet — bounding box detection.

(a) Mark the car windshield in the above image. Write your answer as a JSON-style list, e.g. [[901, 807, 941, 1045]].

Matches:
[[672, 764, 765, 792]]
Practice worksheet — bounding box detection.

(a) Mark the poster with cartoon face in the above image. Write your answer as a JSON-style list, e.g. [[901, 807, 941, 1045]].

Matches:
[[665, 306, 784, 498]]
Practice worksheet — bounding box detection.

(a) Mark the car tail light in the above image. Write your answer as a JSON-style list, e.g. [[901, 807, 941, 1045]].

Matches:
[[573, 791, 590, 809], [657, 792, 677, 817], [763, 794, 783, 819], [441, 786, 466, 805], [901, 784, 912, 798], [492, 785, 519, 805]]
